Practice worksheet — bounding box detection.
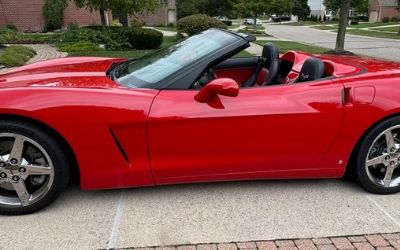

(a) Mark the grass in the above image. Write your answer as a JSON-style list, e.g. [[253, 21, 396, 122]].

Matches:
[[369, 26, 400, 32], [66, 37, 254, 59], [0, 46, 36, 67], [347, 29, 400, 39], [312, 25, 338, 30], [65, 36, 178, 58], [237, 25, 269, 36], [255, 40, 328, 54]]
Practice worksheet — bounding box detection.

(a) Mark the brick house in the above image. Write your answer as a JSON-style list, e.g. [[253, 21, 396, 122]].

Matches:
[[0, 0, 176, 32], [138, 0, 176, 26], [369, 0, 399, 22]]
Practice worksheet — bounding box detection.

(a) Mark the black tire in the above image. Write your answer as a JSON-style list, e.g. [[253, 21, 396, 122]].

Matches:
[[356, 116, 400, 194], [0, 120, 69, 215]]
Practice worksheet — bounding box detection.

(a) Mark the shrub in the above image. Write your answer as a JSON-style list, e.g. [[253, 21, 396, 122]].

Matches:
[[58, 41, 103, 52], [6, 24, 17, 31], [391, 17, 399, 22], [0, 46, 36, 67], [126, 28, 163, 49], [43, 0, 67, 31], [382, 17, 390, 23], [177, 14, 227, 36], [59, 27, 127, 50]]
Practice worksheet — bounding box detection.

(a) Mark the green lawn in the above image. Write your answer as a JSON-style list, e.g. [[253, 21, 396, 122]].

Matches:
[[369, 26, 400, 32], [65, 36, 178, 58], [350, 22, 399, 28], [0, 46, 36, 67], [255, 40, 328, 54], [67, 38, 254, 59], [347, 29, 400, 39], [313, 25, 338, 30]]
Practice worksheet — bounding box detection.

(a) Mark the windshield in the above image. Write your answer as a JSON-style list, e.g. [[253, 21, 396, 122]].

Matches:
[[114, 29, 240, 88]]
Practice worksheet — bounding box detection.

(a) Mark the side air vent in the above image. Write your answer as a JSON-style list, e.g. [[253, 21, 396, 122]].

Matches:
[[109, 129, 129, 163]]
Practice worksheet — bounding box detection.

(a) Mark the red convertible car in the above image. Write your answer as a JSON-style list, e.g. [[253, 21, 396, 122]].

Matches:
[[0, 29, 400, 215]]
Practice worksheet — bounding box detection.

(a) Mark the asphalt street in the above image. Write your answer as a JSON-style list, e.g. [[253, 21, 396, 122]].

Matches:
[[263, 24, 400, 62], [1, 179, 400, 249]]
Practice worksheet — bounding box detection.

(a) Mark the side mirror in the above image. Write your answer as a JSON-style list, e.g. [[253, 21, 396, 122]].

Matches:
[[195, 78, 239, 103]]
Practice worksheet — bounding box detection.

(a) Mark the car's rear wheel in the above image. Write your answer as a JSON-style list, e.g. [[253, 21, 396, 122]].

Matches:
[[356, 117, 400, 194], [0, 120, 69, 215]]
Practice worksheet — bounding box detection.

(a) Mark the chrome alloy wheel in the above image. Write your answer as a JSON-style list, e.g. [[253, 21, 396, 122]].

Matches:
[[0, 133, 54, 208], [366, 125, 400, 188]]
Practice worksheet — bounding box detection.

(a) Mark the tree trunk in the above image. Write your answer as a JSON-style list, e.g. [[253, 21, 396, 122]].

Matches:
[[100, 8, 107, 27], [335, 0, 351, 53]]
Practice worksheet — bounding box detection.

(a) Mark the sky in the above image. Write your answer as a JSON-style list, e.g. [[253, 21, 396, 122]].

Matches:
[[308, 0, 326, 10]]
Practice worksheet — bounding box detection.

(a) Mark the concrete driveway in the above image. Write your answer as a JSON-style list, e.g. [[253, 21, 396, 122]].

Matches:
[[264, 24, 400, 62], [1, 179, 400, 249]]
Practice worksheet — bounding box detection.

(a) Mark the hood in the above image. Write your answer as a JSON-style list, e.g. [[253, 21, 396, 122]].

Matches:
[[0, 57, 127, 89]]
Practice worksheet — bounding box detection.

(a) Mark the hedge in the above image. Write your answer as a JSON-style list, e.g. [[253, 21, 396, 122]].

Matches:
[[0, 46, 37, 67], [177, 14, 227, 36]]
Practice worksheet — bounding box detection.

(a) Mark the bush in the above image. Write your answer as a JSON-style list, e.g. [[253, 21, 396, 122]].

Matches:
[[0, 46, 36, 67], [127, 28, 163, 49], [43, 0, 67, 31], [6, 24, 17, 31], [382, 17, 390, 23], [59, 27, 127, 50], [60, 26, 163, 50], [391, 17, 399, 22], [177, 14, 227, 36], [58, 41, 103, 52]]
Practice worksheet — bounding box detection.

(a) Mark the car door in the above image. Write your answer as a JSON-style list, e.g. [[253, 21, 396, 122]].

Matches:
[[148, 79, 345, 183]]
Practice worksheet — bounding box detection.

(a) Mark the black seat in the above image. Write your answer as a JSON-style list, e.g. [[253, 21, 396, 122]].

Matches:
[[243, 43, 280, 87], [297, 57, 325, 83]]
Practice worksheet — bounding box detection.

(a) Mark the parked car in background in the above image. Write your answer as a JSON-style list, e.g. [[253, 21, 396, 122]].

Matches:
[[243, 18, 262, 25], [272, 15, 291, 22], [215, 16, 232, 26]]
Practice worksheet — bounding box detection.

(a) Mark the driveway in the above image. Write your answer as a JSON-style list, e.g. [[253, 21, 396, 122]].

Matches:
[[264, 24, 400, 62], [2, 179, 400, 249]]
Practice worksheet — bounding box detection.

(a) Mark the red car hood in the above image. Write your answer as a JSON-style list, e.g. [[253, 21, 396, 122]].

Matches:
[[0, 57, 126, 89]]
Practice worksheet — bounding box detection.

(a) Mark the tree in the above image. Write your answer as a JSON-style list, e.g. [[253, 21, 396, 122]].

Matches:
[[335, 0, 351, 53], [269, 0, 294, 22], [292, 0, 310, 21], [235, 0, 270, 26], [73, 0, 159, 26], [176, 0, 239, 19], [324, 0, 368, 53]]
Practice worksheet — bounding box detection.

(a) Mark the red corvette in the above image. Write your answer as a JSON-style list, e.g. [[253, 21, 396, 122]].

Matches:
[[0, 29, 400, 215]]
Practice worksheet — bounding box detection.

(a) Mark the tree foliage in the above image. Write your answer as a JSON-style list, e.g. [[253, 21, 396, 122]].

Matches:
[[269, 0, 294, 17], [234, 0, 270, 19], [43, 0, 67, 31], [323, 0, 369, 13], [293, 0, 311, 21], [176, 0, 239, 19], [73, 0, 159, 26]]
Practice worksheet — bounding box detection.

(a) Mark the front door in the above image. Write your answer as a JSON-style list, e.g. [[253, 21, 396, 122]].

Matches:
[[148, 80, 344, 182]]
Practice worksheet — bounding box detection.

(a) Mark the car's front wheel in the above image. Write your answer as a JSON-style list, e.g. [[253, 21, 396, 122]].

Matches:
[[0, 120, 69, 215], [356, 117, 400, 194]]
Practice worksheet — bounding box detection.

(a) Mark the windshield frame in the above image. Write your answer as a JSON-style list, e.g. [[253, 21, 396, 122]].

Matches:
[[111, 29, 251, 90]]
